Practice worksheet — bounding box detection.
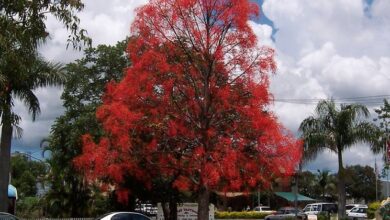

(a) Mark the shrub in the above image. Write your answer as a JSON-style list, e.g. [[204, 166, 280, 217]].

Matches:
[[215, 211, 271, 219], [368, 201, 381, 219]]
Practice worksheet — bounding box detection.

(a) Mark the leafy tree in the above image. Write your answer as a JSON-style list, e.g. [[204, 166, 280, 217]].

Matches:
[[10, 154, 47, 198], [344, 165, 378, 203], [76, 0, 302, 219], [0, 0, 90, 211], [374, 99, 390, 161], [299, 100, 380, 218], [298, 171, 318, 199], [44, 40, 128, 217]]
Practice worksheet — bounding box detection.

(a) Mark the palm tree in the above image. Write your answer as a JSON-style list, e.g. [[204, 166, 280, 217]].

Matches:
[[0, 56, 65, 211], [317, 169, 331, 200], [299, 99, 380, 218]]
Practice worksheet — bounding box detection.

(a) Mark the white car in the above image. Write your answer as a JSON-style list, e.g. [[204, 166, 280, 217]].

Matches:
[[347, 207, 367, 219], [95, 212, 151, 220], [346, 204, 367, 214], [253, 205, 273, 212], [303, 203, 338, 215]]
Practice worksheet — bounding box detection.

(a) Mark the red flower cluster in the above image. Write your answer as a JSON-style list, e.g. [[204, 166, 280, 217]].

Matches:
[[75, 0, 302, 204]]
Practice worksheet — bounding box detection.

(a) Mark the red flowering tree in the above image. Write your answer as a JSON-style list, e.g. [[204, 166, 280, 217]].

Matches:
[[76, 0, 302, 219]]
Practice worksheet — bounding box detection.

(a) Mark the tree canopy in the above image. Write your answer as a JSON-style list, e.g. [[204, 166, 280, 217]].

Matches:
[[76, 0, 302, 219], [44, 40, 128, 217]]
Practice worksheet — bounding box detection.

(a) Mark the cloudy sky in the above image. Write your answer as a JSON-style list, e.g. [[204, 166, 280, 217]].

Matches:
[[12, 0, 390, 174]]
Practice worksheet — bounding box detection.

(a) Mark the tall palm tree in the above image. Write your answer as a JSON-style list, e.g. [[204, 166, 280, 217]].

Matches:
[[0, 55, 65, 211], [299, 99, 380, 218]]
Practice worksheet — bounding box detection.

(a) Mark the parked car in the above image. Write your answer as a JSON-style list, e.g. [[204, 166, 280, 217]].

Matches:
[[253, 205, 274, 212], [347, 207, 367, 220], [95, 212, 151, 220], [264, 207, 307, 220], [346, 204, 367, 214], [0, 212, 19, 220], [303, 203, 338, 215]]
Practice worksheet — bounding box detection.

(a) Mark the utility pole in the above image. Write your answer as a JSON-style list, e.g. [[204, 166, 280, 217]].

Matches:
[[376, 158, 378, 201]]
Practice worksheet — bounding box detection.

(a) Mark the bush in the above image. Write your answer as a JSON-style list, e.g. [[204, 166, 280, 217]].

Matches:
[[368, 201, 381, 219], [379, 201, 390, 220], [16, 197, 43, 218], [215, 211, 271, 219]]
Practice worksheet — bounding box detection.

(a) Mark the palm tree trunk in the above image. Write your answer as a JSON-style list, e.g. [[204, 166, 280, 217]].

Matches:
[[337, 148, 346, 219], [0, 106, 13, 212]]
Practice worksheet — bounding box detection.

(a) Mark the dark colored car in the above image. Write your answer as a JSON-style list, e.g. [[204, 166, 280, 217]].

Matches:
[[0, 212, 19, 220], [265, 207, 307, 220], [95, 212, 151, 220]]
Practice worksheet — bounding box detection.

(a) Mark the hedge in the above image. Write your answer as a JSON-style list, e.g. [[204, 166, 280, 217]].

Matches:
[[215, 211, 271, 219]]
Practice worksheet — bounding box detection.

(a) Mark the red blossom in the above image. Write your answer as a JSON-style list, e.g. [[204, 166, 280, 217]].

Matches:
[[75, 0, 302, 207]]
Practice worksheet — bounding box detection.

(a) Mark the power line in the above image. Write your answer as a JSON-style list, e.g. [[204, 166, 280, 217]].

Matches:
[[273, 95, 390, 106]]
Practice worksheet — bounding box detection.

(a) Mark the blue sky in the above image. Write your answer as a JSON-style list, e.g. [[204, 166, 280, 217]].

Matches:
[[11, 0, 390, 175]]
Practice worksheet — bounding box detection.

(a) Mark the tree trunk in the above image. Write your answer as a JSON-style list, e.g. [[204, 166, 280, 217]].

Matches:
[[168, 199, 177, 220], [198, 186, 210, 220], [337, 148, 346, 219], [162, 202, 170, 220], [0, 108, 13, 212]]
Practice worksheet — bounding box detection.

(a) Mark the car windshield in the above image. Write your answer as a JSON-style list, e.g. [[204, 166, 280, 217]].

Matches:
[[346, 205, 355, 210]]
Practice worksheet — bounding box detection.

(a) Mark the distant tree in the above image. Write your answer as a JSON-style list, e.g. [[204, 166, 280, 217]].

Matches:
[[374, 99, 390, 161], [10, 154, 47, 198], [344, 165, 378, 203], [299, 100, 380, 218], [298, 171, 318, 199], [316, 169, 333, 200], [75, 0, 302, 219], [44, 40, 128, 217], [0, 0, 90, 211]]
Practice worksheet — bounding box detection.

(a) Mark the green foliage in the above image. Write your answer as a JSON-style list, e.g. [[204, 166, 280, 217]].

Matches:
[[299, 100, 380, 217], [43, 40, 129, 217], [344, 165, 378, 203], [11, 154, 48, 197], [215, 211, 270, 219], [0, 0, 90, 212], [368, 201, 381, 219], [380, 202, 390, 220], [373, 99, 390, 156], [15, 197, 43, 218]]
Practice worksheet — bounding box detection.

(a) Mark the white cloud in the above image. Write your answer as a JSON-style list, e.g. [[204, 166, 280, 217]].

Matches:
[[254, 0, 390, 172]]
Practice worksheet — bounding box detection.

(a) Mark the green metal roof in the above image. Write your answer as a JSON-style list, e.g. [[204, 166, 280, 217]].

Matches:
[[275, 192, 315, 202]]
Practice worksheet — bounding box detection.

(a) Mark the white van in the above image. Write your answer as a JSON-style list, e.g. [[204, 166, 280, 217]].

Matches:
[[303, 203, 338, 215]]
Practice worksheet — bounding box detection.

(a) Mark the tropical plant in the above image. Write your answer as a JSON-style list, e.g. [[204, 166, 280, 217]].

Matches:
[[75, 0, 302, 219], [299, 99, 380, 218], [0, 56, 65, 211], [316, 170, 332, 200], [0, 0, 90, 211]]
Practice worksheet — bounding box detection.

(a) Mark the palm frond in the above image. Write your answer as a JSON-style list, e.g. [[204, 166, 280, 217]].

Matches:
[[13, 88, 41, 121], [30, 58, 66, 88]]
